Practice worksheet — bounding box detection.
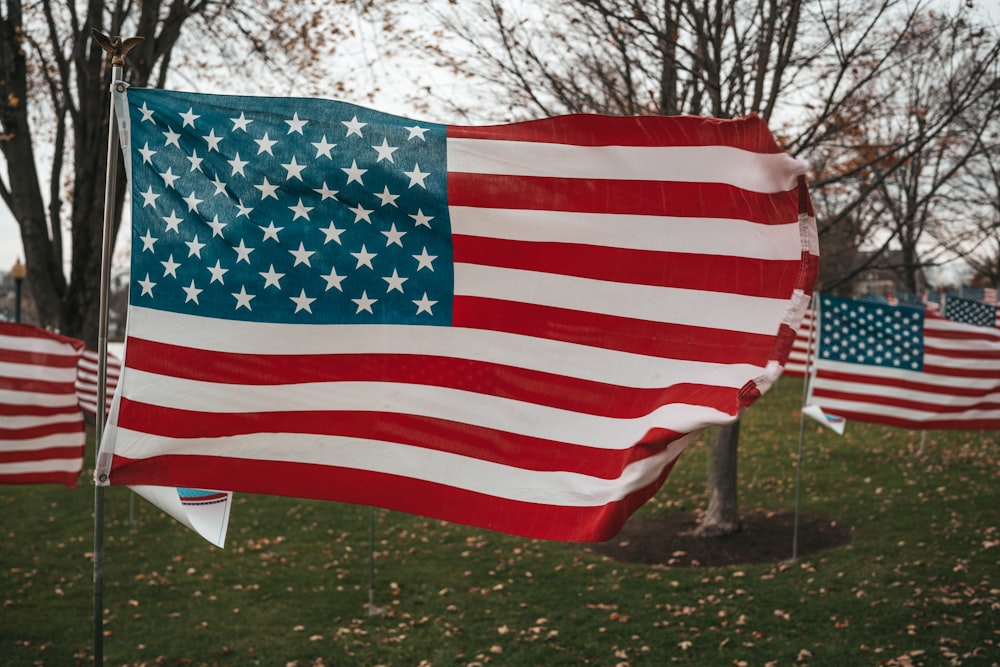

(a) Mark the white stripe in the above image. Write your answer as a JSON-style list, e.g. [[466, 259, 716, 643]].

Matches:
[[0, 361, 78, 382], [0, 432, 84, 451], [812, 377, 1000, 408], [120, 369, 736, 450], [813, 360, 1000, 391], [455, 264, 791, 335], [0, 414, 84, 430], [807, 396, 996, 424], [450, 207, 804, 260], [447, 138, 807, 193], [110, 428, 698, 507], [125, 307, 768, 390], [0, 389, 80, 408], [0, 334, 80, 358], [0, 459, 83, 476]]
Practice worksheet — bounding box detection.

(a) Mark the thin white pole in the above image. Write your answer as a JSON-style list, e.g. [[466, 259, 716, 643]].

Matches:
[[792, 296, 818, 561]]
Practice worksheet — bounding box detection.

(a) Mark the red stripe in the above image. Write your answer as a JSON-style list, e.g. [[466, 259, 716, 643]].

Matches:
[[0, 403, 81, 417], [116, 398, 682, 480], [454, 296, 777, 365], [448, 114, 784, 152], [0, 347, 79, 368], [0, 376, 78, 394], [0, 445, 83, 464], [0, 422, 84, 442], [123, 338, 741, 418], [925, 343, 1000, 361], [0, 470, 80, 487], [453, 235, 803, 298], [815, 369, 1000, 397], [447, 173, 799, 225], [107, 453, 681, 542], [803, 405, 1000, 431]]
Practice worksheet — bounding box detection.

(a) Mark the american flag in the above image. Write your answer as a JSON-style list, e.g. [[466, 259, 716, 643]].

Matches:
[[0, 323, 86, 486], [76, 347, 122, 415], [782, 306, 815, 378], [98, 87, 817, 541], [807, 295, 1000, 430]]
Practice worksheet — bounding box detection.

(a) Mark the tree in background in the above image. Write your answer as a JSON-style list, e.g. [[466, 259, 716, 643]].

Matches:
[[0, 0, 365, 343], [398, 0, 1000, 536]]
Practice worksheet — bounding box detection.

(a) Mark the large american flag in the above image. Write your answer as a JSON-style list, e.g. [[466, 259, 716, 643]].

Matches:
[[807, 295, 1000, 430], [0, 323, 86, 486], [98, 87, 817, 541]]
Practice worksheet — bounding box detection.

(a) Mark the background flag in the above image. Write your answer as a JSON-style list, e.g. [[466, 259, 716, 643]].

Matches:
[[129, 485, 233, 548], [0, 323, 85, 486], [802, 403, 846, 435], [76, 346, 122, 416], [807, 295, 1000, 430], [98, 87, 818, 541]]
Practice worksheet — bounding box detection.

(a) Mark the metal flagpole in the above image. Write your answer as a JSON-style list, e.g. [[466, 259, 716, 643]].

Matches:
[[92, 29, 142, 665], [791, 294, 818, 561]]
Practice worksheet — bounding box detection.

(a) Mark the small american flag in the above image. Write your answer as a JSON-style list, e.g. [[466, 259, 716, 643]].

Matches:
[[0, 323, 85, 486], [808, 295, 1000, 430], [98, 87, 817, 541], [943, 294, 1000, 329], [76, 347, 122, 415]]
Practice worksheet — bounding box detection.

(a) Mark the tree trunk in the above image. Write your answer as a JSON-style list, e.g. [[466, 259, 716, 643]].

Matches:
[[696, 420, 742, 537]]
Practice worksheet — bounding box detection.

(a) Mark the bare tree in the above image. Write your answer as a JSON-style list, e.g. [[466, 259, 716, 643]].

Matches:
[[0, 0, 364, 343]]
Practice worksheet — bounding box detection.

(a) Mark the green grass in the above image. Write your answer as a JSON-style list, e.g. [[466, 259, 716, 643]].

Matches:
[[2, 378, 998, 666]]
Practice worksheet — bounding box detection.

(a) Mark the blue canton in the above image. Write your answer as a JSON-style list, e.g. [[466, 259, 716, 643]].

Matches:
[[943, 296, 997, 329], [124, 88, 453, 325], [818, 295, 924, 371]]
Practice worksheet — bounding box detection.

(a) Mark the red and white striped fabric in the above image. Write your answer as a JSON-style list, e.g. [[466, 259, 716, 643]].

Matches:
[[99, 90, 818, 541], [76, 347, 122, 416], [782, 307, 815, 377], [0, 323, 85, 486]]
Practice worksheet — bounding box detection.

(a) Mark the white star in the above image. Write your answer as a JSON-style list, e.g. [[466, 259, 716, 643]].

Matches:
[[285, 112, 308, 134], [139, 229, 157, 252], [311, 136, 336, 158], [162, 210, 183, 233], [182, 191, 203, 213], [403, 164, 430, 188], [232, 286, 256, 311], [203, 128, 222, 152], [233, 239, 255, 264], [235, 200, 253, 218], [313, 182, 339, 200], [322, 266, 346, 292], [341, 160, 367, 185], [320, 222, 345, 245], [162, 127, 180, 147], [254, 177, 280, 200], [349, 203, 374, 223], [254, 132, 277, 156], [259, 264, 285, 289], [405, 124, 428, 140], [139, 186, 159, 208], [351, 244, 376, 269], [139, 103, 155, 123], [210, 174, 227, 196], [160, 254, 181, 278], [381, 223, 406, 247], [182, 279, 203, 304], [372, 138, 398, 163], [374, 186, 400, 208], [342, 116, 366, 137], [228, 153, 249, 176], [289, 242, 315, 267], [138, 273, 156, 296], [290, 289, 316, 313], [413, 247, 437, 271], [409, 209, 433, 228], [207, 260, 229, 284], [186, 148, 203, 172], [413, 292, 437, 315], [231, 112, 253, 132], [138, 143, 156, 164], [352, 291, 377, 314], [158, 167, 180, 189], [259, 221, 284, 242], [185, 234, 206, 258], [383, 269, 408, 293], [281, 156, 306, 181], [289, 198, 313, 221], [179, 107, 200, 128]]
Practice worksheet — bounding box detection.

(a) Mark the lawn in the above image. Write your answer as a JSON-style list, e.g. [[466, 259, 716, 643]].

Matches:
[[2, 377, 997, 666]]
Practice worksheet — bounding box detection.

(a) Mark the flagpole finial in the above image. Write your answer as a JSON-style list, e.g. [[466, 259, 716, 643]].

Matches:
[[91, 29, 143, 67]]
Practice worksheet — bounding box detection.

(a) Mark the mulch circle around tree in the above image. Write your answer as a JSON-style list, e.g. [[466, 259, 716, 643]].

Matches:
[[582, 509, 853, 568]]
